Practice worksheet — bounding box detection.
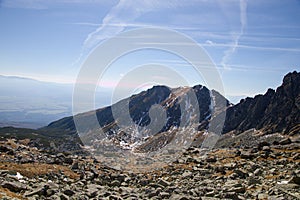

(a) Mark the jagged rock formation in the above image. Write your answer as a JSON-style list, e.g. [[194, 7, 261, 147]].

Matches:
[[45, 85, 228, 152], [46, 85, 221, 132], [223, 71, 300, 135], [42, 71, 300, 154]]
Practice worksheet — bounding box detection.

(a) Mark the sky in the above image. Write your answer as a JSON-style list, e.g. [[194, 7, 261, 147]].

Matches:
[[1, 0, 300, 102]]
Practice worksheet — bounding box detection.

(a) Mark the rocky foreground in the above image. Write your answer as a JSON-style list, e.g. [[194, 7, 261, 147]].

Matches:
[[0, 132, 299, 200]]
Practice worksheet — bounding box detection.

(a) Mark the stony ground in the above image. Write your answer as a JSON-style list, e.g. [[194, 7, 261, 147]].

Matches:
[[0, 135, 299, 200]]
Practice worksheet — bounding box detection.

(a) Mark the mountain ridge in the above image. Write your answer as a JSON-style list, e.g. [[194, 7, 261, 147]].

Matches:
[[223, 71, 300, 135], [46, 71, 300, 138], [1, 71, 298, 153]]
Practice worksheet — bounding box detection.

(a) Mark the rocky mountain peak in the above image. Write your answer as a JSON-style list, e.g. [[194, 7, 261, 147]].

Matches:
[[224, 71, 300, 135]]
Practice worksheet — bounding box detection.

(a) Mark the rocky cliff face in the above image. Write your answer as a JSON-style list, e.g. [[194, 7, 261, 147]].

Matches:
[[223, 71, 300, 135], [46, 85, 217, 132], [45, 71, 300, 152], [45, 85, 228, 148]]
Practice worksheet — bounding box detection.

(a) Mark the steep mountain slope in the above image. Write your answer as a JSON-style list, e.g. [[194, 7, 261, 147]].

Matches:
[[43, 71, 299, 153], [1, 71, 299, 155], [46, 85, 225, 132], [223, 71, 300, 135], [45, 85, 228, 152]]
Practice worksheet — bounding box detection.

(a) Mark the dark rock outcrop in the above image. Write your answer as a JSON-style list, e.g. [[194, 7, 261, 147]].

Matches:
[[223, 71, 300, 135]]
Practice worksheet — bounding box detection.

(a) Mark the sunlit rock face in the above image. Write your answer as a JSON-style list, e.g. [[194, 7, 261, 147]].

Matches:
[[223, 71, 300, 135]]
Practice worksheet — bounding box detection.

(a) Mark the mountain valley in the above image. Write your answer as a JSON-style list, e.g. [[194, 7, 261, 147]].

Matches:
[[0, 71, 299, 199]]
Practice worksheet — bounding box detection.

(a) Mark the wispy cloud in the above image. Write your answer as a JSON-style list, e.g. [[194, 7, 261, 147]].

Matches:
[[220, 0, 247, 70], [74, 0, 153, 67], [202, 42, 300, 52], [0, 0, 47, 9], [74, 0, 188, 67], [81, 1, 190, 50], [0, 0, 113, 9], [71, 21, 207, 31], [146, 58, 292, 73]]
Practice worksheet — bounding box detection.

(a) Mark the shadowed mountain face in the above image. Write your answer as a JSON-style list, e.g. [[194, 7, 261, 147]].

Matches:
[[46, 85, 227, 134], [45, 84, 229, 156], [223, 71, 300, 135], [46, 71, 300, 138], [43, 71, 299, 152]]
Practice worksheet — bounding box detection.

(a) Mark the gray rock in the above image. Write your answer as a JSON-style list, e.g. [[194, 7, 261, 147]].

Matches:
[[234, 169, 248, 178], [111, 180, 121, 187], [288, 176, 300, 185], [254, 168, 263, 176], [148, 190, 159, 198], [86, 185, 99, 198], [25, 186, 46, 197], [205, 190, 216, 197], [257, 193, 268, 199], [262, 146, 271, 152], [159, 191, 170, 198], [108, 194, 122, 200], [157, 179, 171, 187], [206, 156, 217, 162], [71, 162, 79, 170], [139, 178, 149, 186], [227, 186, 246, 194], [279, 138, 291, 145], [223, 192, 240, 200], [169, 194, 190, 200], [64, 189, 75, 196], [46, 188, 56, 197], [240, 151, 254, 159], [60, 193, 70, 200], [248, 177, 261, 185], [64, 157, 73, 165], [292, 153, 300, 160], [201, 197, 221, 200], [182, 171, 193, 178], [1, 181, 27, 192]]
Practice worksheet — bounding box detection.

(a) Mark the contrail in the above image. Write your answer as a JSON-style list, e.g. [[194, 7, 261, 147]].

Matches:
[[83, 0, 141, 50], [73, 0, 156, 67], [73, 0, 185, 67], [221, 0, 247, 70]]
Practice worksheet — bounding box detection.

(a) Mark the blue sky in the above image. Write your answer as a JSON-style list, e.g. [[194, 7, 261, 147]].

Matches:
[[0, 0, 300, 102]]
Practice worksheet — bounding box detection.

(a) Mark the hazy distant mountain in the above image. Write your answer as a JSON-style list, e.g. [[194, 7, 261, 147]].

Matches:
[[0, 75, 73, 128], [0, 75, 117, 128]]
